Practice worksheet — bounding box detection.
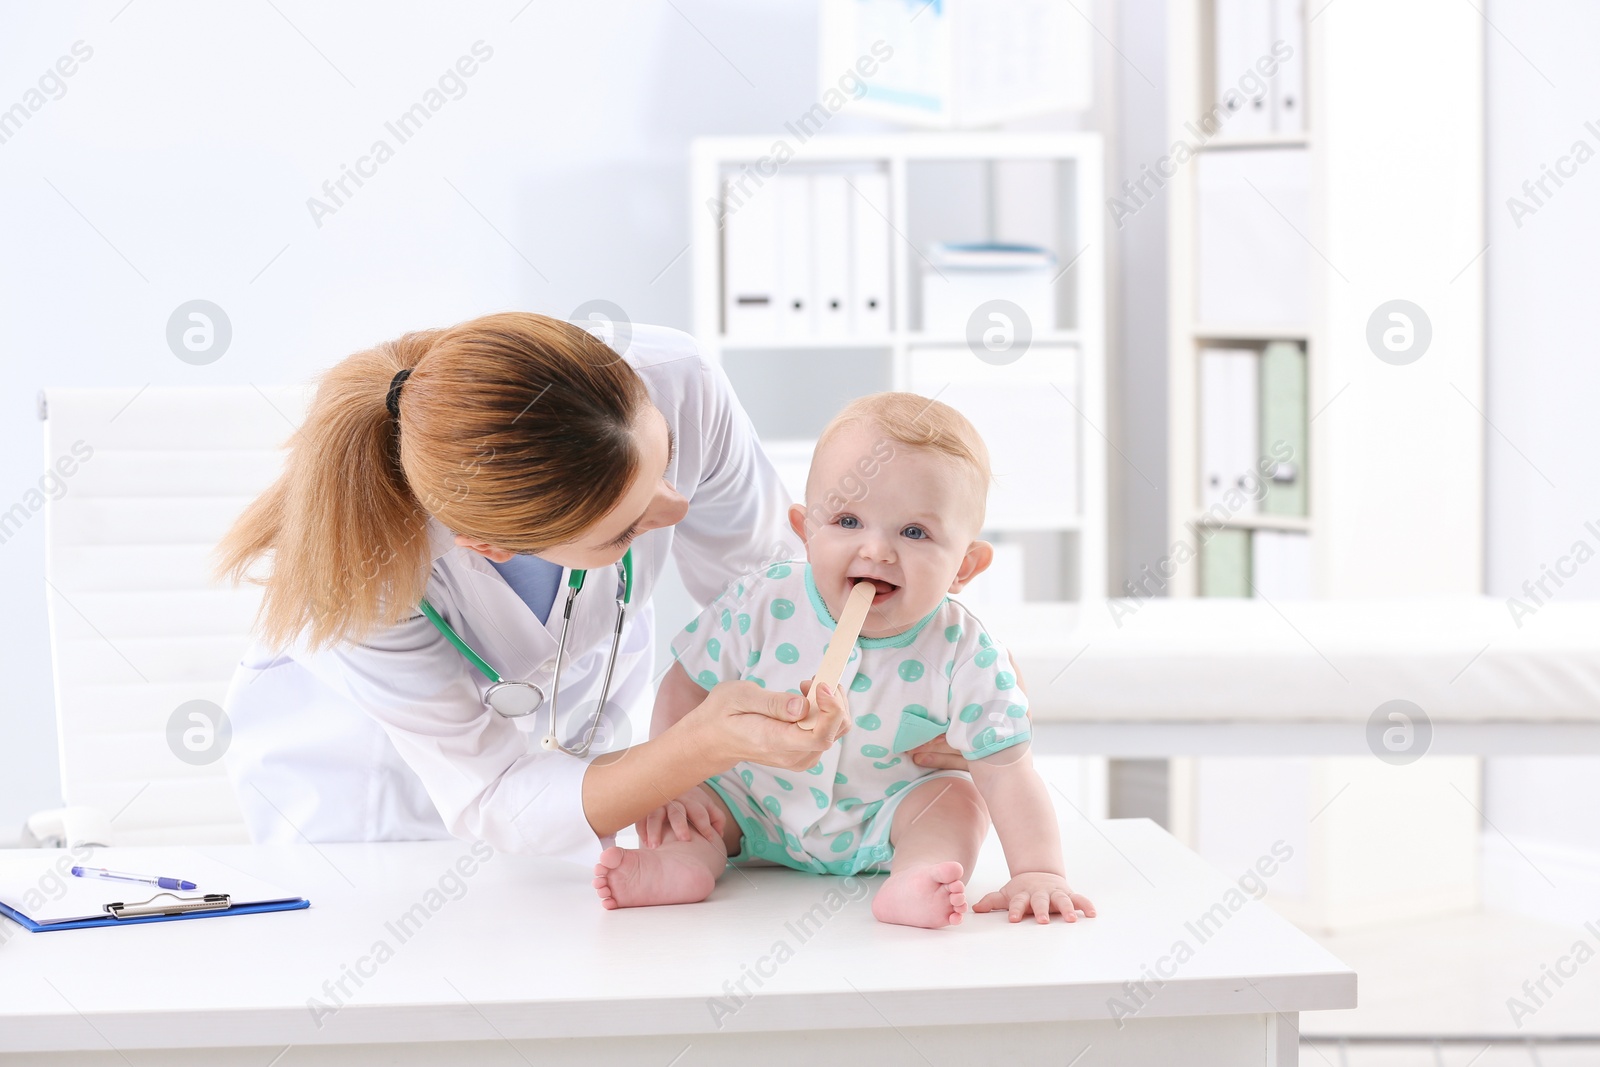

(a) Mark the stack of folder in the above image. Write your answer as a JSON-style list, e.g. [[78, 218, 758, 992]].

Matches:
[[1198, 341, 1309, 599]]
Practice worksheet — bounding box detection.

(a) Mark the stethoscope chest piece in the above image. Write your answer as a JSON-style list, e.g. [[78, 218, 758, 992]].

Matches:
[[484, 680, 546, 717]]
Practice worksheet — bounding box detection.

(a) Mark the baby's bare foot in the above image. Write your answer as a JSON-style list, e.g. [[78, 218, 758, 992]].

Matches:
[[591, 844, 718, 910], [872, 860, 967, 929]]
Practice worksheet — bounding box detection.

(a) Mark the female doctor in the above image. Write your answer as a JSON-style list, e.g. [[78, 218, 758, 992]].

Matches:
[[214, 312, 860, 864]]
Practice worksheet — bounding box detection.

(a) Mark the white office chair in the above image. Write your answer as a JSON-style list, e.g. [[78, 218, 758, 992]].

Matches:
[[29, 386, 310, 846]]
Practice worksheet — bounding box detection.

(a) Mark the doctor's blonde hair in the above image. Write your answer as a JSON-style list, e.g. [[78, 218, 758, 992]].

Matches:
[[214, 312, 649, 651]]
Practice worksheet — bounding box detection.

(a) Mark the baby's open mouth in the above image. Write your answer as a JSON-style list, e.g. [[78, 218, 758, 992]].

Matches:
[[855, 577, 899, 602]]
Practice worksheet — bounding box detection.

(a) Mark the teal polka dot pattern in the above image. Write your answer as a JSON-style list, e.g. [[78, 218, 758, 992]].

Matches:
[[736, 582, 744, 597], [767, 563, 792, 579], [681, 566, 1038, 875], [685, 618, 699, 633]]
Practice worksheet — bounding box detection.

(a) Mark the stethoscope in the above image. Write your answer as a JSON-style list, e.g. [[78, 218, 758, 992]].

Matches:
[[416, 548, 634, 757]]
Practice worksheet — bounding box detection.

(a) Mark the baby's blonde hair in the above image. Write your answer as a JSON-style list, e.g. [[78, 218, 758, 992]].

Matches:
[[814, 391, 992, 527]]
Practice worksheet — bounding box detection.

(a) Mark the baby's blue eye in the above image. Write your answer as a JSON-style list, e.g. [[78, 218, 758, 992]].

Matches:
[[837, 515, 861, 529], [902, 525, 928, 540]]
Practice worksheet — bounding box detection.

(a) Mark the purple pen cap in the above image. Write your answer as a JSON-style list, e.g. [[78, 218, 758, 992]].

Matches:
[[159, 877, 199, 891]]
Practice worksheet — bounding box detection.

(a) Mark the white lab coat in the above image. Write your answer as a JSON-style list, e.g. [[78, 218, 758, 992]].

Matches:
[[223, 325, 799, 865]]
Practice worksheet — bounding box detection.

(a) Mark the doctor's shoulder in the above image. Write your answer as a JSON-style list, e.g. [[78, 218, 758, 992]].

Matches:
[[620, 325, 739, 421]]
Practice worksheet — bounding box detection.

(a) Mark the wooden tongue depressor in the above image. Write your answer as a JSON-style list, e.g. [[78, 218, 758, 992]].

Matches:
[[797, 580, 877, 731]]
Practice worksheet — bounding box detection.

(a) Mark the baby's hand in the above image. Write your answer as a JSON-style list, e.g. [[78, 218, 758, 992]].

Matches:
[[972, 872, 1095, 925], [637, 788, 726, 850]]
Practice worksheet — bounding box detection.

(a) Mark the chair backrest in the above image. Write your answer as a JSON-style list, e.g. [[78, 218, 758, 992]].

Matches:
[[41, 386, 310, 844]]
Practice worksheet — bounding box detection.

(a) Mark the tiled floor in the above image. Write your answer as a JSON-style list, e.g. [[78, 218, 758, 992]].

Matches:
[[1301, 1041, 1600, 1066]]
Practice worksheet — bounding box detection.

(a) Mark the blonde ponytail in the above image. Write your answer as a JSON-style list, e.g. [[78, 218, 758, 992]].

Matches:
[[215, 312, 647, 650]]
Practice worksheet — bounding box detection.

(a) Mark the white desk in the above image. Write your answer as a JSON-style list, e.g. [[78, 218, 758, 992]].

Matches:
[[987, 597, 1600, 755], [0, 820, 1353, 1066]]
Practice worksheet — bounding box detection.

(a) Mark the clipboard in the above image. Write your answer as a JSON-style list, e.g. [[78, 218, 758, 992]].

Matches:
[[0, 893, 310, 932], [0, 848, 311, 933]]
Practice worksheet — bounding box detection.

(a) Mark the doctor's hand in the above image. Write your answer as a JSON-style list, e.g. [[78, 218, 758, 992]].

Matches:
[[688, 678, 850, 773], [908, 735, 972, 771]]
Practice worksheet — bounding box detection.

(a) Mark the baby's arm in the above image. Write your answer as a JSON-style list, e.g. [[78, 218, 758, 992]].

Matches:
[[968, 748, 1096, 923], [650, 660, 706, 739]]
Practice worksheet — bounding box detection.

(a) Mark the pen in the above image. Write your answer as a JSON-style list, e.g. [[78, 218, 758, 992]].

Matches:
[[71, 866, 198, 892]]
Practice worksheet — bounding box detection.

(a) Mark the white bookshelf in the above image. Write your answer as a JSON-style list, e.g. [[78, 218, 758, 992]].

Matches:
[[1165, 1, 1485, 599], [690, 133, 1108, 605]]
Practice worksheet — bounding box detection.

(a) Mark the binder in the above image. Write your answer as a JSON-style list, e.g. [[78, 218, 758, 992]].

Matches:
[[1200, 527, 1252, 596], [722, 174, 779, 338], [1272, 0, 1305, 134], [810, 173, 853, 338], [775, 173, 815, 339], [0, 848, 309, 932], [1251, 529, 1312, 599], [1259, 340, 1306, 516], [1199, 348, 1260, 514], [849, 170, 892, 336], [1214, 0, 1273, 137]]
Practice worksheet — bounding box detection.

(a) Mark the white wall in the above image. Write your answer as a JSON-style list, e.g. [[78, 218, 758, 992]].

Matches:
[[1482, 0, 1600, 921], [0, 0, 885, 835]]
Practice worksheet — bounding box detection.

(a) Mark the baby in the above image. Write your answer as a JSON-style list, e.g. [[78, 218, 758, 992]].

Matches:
[[592, 392, 1095, 929]]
